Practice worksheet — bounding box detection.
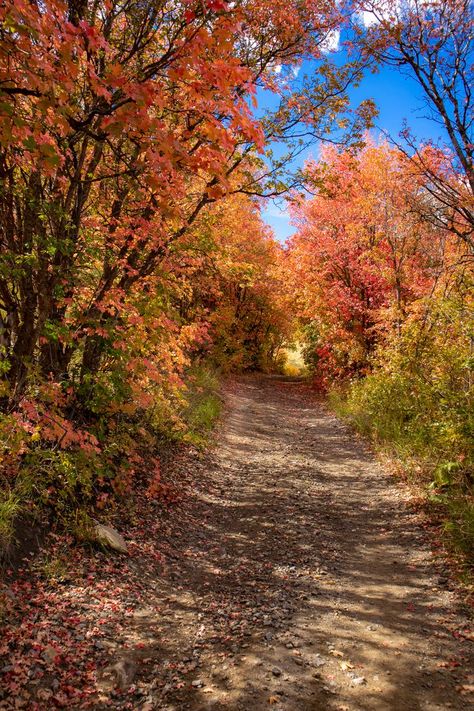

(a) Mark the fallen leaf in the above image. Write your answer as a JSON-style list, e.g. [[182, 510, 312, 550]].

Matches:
[[458, 685, 474, 695]]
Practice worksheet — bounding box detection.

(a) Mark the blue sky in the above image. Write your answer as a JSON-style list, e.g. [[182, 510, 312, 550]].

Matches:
[[260, 49, 448, 244]]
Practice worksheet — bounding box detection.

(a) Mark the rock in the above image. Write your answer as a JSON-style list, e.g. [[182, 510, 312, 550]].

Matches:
[[350, 676, 366, 686], [192, 679, 204, 687], [94, 523, 128, 553], [271, 667, 282, 677]]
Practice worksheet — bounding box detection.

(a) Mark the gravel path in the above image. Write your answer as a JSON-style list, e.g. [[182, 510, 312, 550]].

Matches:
[[118, 374, 473, 711]]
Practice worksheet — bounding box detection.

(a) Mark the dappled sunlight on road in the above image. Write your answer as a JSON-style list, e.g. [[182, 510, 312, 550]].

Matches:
[[93, 375, 473, 710]]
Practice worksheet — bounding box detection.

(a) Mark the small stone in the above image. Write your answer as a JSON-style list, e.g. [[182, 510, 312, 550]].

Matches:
[[272, 667, 282, 677], [192, 679, 204, 688], [94, 523, 128, 554], [351, 676, 366, 686]]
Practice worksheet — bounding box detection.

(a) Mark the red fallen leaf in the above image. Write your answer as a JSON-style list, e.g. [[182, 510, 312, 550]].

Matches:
[[52, 692, 69, 707], [37, 689, 54, 701]]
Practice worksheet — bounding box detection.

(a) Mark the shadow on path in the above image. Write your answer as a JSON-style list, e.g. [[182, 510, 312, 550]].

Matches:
[[100, 375, 473, 711]]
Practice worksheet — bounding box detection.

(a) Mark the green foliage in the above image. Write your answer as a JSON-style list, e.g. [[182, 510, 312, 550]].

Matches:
[[19, 449, 98, 516], [0, 490, 21, 551], [178, 366, 222, 448], [444, 501, 474, 564], [332, 289, 474, 562], [32, 552, 70, 582], [0, 363, 225, 552], [300, 322, 322, 373]]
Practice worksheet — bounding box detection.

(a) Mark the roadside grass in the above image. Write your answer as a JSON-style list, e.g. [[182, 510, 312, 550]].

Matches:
[[0, 490, 22, 552], [330, 375, 474, 574], [179, 365, 222, 448], [0, 365, 224, 561]]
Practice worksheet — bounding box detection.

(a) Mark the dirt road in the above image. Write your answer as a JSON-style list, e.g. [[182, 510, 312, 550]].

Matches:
[[119, 375, 473, 711], [3, 375, 473, 710]]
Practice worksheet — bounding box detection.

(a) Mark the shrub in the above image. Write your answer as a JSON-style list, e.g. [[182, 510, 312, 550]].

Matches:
[[332, 289, 474, 563]]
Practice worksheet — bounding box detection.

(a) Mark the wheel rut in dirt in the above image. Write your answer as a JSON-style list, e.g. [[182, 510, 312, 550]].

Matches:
[[121, 374, 473, 711]]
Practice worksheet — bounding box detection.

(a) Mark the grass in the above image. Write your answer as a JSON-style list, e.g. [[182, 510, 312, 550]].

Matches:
[[180, 365, 222, 447], [330, 373, 474, 571], [32, 552, 69, 582], [0, 490, 22, 553]]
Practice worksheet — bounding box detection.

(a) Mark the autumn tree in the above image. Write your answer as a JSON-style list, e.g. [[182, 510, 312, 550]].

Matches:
[[0, 0, 374, 403], [354, 0, 474, 248], [286, 141, 454, 386], [197, 194, 291, 370]]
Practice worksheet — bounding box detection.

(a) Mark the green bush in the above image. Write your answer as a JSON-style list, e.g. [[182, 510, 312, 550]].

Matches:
[[0, 490, 21, 551], [179, 365, 222, 447], [331, 293, 474, 564]]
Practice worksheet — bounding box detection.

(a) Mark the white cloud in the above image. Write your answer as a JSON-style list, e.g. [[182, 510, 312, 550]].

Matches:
[[359, 1, 403, 26], [361, 10, 379, 27], [359, 1, 443, 27], [265, 202, 290, 220], [269, 63, 300, 78], [320, 29, 341, 53]]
